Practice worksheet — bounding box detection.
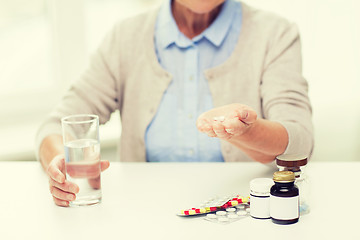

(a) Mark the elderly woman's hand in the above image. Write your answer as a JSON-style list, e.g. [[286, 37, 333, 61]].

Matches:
[[196, 103, 258, 140], [47, 154, 110, 207]]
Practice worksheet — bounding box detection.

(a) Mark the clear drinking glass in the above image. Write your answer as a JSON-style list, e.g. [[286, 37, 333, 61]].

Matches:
[[61, 114, 102, 206]]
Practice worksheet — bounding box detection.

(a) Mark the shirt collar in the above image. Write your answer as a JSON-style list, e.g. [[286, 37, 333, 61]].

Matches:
[[156, 0, 237, 49], [201, 0, 236, 47], [156, 0, 180, 49]]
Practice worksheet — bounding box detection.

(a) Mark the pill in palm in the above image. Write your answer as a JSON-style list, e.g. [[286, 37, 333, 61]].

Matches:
[[213, 116, 225, 122]]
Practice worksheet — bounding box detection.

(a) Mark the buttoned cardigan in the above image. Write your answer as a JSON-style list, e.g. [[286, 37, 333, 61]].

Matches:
[[36, 2, 314, 162]]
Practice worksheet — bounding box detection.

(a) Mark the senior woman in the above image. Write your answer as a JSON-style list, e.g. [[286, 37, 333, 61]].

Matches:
[[37, 0, 313, 206]]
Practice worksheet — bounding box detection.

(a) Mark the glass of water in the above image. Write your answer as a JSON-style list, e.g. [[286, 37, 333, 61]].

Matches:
[[61, 114, 102, 206]]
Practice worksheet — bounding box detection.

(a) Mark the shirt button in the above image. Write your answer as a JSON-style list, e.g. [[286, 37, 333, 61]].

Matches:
[[188, 114, 193, 119], [189, 75, 194, 81]]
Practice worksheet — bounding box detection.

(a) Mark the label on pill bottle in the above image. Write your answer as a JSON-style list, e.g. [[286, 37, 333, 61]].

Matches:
[[270, 195, 299, 220], [250, 195, 270, 219]]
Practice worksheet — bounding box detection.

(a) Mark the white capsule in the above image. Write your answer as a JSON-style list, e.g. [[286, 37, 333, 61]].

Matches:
[[206, 214, 217, 219], [226, 208, 236, 212], [213, 116, 225, 122], [216, 211, 227, 216], [237, 210, 248, 216], [225, 129, 234, 133]]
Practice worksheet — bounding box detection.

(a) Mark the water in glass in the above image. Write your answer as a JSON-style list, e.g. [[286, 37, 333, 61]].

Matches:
[[64, 139, 101, 206]]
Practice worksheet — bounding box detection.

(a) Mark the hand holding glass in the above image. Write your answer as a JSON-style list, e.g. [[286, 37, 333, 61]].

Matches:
[[61, 114, 102, 206]]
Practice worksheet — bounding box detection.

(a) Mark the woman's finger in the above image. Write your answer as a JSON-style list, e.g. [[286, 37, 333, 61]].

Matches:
[[88, 177, 101, 189], [236, 107, 257, 125], [100, 160, 110, 172], [52, 196, 69, 207], [212, 121, 231, 139], [47, 155, 66, 183], [223, 118, 245, 135], [49, 178, 79, 194], [49, 185, 76, 202], [196, 116, 210, 132]]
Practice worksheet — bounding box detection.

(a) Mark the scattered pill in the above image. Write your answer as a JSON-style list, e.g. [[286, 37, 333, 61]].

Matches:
[[226, 208, 236, 212], [178, 195, 250, 219], [216, 211, 227, 216], [206, 214, 217, 219], [237, 210, 247, 216], [213, 116, 225, 122]]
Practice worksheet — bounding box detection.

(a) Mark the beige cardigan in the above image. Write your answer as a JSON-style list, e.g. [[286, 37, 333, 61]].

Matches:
[[36, 2, 313, 162]]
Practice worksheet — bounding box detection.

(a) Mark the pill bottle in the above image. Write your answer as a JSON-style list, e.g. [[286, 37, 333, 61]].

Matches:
[[270, 171, 299, 225], [249, 178, 273, 219], [276, 154, 310, 215]]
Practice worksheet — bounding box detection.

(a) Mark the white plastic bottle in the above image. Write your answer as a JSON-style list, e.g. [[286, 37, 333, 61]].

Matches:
[[249, 178, 274, 219]]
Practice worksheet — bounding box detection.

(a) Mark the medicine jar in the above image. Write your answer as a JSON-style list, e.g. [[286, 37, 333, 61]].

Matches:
[[270, 171, 299, 225]]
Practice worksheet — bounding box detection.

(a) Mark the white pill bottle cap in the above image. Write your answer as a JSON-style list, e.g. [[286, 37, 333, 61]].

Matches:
[[250, 178, 273, 196]]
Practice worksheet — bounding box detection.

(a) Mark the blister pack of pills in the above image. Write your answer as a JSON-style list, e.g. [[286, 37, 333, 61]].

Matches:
[[178, 195, 249, 217], [204, 204, 250, 224]]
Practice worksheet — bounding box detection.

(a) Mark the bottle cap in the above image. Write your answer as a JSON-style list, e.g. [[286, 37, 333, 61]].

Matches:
[[273, 171, 295, 182], [276, 154, 308, 167], [250, 178, 273, 196]]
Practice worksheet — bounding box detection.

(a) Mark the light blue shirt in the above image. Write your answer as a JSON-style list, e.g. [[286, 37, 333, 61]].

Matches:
[[145, 0, 242, 162]]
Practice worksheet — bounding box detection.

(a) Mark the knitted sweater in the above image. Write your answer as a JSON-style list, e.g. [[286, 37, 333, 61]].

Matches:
[[36, 2, 313, 162]]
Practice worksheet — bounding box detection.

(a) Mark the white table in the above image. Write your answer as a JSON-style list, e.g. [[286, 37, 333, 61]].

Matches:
[[0, 161, 359, 240]]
